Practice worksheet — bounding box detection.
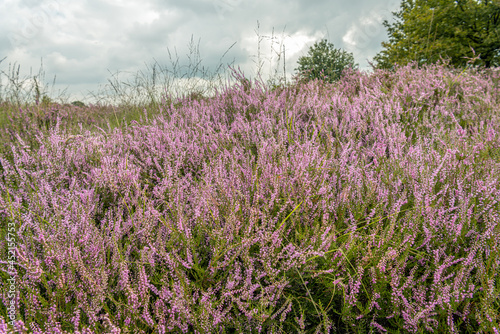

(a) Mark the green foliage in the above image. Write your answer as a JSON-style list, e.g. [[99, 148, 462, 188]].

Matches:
[[295, 39, 358, 83], [71, 100, 86, 108], [40, 95, 52, 107], [374, 0, 500, 69]]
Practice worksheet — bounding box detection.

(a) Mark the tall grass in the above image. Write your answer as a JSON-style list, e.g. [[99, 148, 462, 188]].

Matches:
[[0, 56, 499, 333]]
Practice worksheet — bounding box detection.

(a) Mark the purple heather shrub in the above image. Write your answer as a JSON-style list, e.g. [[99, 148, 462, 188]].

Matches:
[[0, 63, 499, 333]]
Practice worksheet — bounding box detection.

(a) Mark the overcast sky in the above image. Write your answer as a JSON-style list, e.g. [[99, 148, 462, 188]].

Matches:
[[1, 0, 400, 103]]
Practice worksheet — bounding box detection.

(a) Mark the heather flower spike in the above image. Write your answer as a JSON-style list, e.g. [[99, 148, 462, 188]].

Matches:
[[0, 62, 499, 333]]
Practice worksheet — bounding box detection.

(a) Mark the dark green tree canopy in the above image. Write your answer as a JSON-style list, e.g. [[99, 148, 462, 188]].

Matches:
[[373, 0, 500, 69], [295, 39, 358, 83]]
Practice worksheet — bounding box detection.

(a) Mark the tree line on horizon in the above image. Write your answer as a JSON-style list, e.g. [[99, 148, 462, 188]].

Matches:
[[296, 0, 500, 83]]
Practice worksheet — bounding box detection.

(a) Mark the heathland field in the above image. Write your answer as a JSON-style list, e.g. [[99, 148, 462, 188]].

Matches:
[[0, 64, 499, 333]]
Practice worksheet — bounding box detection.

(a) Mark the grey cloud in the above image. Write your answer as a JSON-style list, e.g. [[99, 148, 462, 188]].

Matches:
[[0, 0, 399, 102]]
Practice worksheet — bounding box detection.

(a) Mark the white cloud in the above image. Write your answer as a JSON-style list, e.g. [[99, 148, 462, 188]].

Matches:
[[0, 0, 400, 103]]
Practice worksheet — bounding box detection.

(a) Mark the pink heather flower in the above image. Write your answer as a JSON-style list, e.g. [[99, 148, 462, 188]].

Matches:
[[72, 308, 81, 331], [14, 320, 29, 333], [370, 320, 387, 332], [1, 61, 499, 333]]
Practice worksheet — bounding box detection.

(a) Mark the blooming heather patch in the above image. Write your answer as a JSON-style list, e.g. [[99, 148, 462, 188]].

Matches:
[[0, 63, 499, 333]]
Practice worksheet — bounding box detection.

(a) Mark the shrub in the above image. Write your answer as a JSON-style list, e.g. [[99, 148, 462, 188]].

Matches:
[[295, 39, 358, 83]]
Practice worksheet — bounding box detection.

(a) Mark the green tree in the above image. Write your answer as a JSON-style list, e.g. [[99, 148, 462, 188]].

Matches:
[[71, 101, 86, 108], [373, 0, 500, 69], [295, 39, 358, 83]]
